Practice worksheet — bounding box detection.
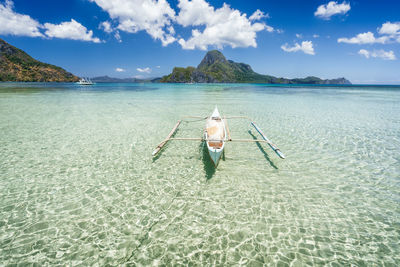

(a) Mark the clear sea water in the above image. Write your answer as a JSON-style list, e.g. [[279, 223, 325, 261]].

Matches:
[[0, 82, 399, 266]]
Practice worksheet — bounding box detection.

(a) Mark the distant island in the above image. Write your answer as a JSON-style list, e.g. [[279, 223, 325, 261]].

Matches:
[[161, 50, 351, 84], [0, 38, 78, 82], [0, 38, 351, 85], [91, 76, 161, 83]]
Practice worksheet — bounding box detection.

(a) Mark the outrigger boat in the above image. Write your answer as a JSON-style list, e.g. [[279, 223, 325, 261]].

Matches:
[[204, 107, 227, 166], [152, 106, 285, 167]]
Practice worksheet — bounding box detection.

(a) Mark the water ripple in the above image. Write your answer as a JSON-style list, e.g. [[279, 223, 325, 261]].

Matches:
[[0, 83, 399, 265]]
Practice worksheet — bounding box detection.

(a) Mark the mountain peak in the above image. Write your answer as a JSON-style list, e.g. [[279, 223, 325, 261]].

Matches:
[[197, 50, 228, 69]]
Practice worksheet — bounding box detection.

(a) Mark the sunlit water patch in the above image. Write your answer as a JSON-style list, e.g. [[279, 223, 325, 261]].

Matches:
[[0, 83, 399, 265]]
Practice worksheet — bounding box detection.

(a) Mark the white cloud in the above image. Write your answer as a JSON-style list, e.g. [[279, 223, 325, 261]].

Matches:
[[115, 68, 125, 72], [0, 1, 102, 43], [100, 21, 113, 33], [176, 0, 213, 27], [167, 26, 175, 35], [281, 41, 315, 55], [249, 9, 269, 21], [176, 0, 271, 50], [114, 31, 122, 42], [358, 49, 370, 58], [338, 32, 388, 44], [89, 0, 176, 46], [99, 21, 122, 42], [313, 34, 319, 38], [137, 67, 151, 73], [88, 0, 275, 50], [339, 22, 400, 46], [358, 49, 396, 60], [315, 1, 350, 20], [156, 65, 161, 68], [0, 0, 43, 37], [378, 22, 400, 36], [44, 19, 101, 43], [296, 33, 302, 39], [265, 25, 274, 33]]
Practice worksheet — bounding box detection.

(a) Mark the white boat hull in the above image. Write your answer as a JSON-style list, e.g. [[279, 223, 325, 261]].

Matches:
[[77, 78, 94, 85], [205, 107, 226, 167], [207, 147, 223, 166]]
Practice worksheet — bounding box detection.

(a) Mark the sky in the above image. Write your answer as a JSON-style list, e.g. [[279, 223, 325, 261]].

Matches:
[[0, 0, 399, 84]]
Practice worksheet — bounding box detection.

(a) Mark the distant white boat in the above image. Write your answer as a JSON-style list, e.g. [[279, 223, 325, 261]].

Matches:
[[186, 78, 195, 84], [77, 78, 94, 85]]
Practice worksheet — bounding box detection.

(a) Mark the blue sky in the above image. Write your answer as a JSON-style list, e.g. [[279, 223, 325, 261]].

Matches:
[[1, 0, 399, 84]]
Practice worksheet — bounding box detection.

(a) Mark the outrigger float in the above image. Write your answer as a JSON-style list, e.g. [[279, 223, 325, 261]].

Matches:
[[152, 107, 285, 167]]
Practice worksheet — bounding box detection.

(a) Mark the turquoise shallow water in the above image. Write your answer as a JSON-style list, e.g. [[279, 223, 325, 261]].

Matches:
[[0, 83, 399, 265]]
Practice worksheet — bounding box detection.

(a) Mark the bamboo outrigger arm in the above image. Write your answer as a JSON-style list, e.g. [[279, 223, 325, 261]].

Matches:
[[224, 116, 252, 120], [250, 122, 285, 159], [152, 120, 182, 156], [182, 116, 208, 121], [223, 116, 285, 159], [223, 116, 232, 141], [182, 116, 206, 119]]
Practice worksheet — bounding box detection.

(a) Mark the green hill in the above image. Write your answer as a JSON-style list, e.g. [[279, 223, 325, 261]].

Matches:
[[161, 50, 351, 84], [0, 38, 78, 82]]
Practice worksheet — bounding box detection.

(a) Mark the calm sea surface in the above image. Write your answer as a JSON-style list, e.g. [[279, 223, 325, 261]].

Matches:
[[0, 83, 399, 265]]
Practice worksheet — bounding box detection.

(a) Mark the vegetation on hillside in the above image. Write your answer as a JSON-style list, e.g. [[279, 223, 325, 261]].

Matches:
[[0, 38, 78, 82]]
